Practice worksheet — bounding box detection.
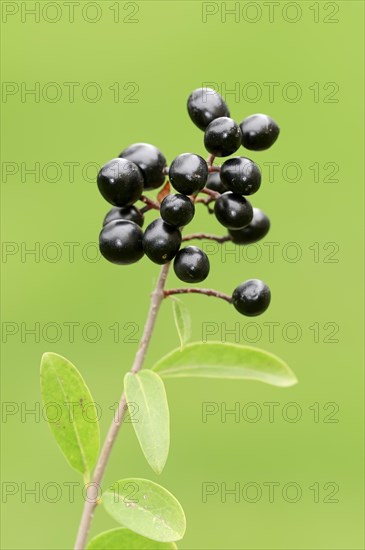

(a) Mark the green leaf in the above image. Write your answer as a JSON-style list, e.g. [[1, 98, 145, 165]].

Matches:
[[103, 478, 186, 542], [171, 298, 191, 350], [40, 352, 100, 477], [124, 371, 169, 474], [152, 342, 297, 387], [87, 528, 177, 550]]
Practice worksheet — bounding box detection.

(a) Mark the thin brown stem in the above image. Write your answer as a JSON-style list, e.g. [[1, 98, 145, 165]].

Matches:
[[195, 197, 215, 206], [140, 195, 160, 210], [200, 187, 220, 199], [195, 187, 220, 207], [163, 165, 220, 175], [140, 205, 152, 214], [208, 165, 220, 173], [182, 232, 231, 243], [206, 153, 216, 167], [74, 263, 171, 550], [164, 287, 232, 304]]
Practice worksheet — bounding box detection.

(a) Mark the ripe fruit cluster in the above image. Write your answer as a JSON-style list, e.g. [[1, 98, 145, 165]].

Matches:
[[97, 87, 280, 316]]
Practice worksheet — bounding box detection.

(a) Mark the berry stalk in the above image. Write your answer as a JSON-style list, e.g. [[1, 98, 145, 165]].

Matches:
[[182, 232, 231, 244], [163, 165, 220, 175], [74, 263, 170, 550], [200, 187, 220, 199], [164, 287, 232, 304], [140, 195, 160, 210]]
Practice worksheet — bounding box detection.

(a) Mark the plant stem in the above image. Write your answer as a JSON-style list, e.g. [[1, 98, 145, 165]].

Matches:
[[140, 195, 160, 210], [163, 165, 220, 175], [200, 187, 220, 199], [183, 232, 231, 243], [164, 287, 232, 304], [195, 197, 217, 207], [194, 187, 221, 207], [206, 153, 216, 166], [74, 263, 171, 550], [140, 205, 152, 214]]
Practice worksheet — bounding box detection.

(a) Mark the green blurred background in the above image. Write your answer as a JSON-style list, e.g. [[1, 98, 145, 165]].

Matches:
[[1, 1, 364, 548]]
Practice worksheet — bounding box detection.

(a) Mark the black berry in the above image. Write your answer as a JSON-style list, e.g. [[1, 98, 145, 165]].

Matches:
[[229, 208, 270, 244], [232, 279, 271, 316], [204, 117, 242, 157], [174, 246, 210, 283], [97, 158, 143, 207], [220, 157, 261, 195], [103, 206, 144, 228], [119, 143, 166, 190], [206, 172, 228, 194], [187, 87, 230, 131], [160, 194, 195, 227], [240, 114, 280, 151], [214, 192, 253, 230], [143, 218, 182, 264], [169, 153, 208, 195], [99, 220, 144, 265]]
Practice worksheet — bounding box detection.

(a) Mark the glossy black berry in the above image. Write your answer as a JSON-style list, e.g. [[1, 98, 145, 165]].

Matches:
[[160, 194, 195, 227], [99, 220, 144, 265], [169, 153, 208, 195], [97, 158, 143, 207], [119, 143, 166, 190], [204, 117, 242, 157], [229, 208, 270, 245], [240, 114, 280, 151], [103, 206, 144, 228], [220, 157, 261, 195], [206, 172, 228, 194], [187, 87, 230, 131], [143, 218, 182, 264], [174, 246, 210, 283], [232, 279, 271, 316], [214, 192, 253, 230]]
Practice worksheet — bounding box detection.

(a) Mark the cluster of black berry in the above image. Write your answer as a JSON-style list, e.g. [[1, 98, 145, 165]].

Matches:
[[97, 87, 280, 316]]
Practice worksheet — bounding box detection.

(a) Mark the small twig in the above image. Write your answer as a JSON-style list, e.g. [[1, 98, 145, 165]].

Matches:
[[74, 264, 171, 549], [206, 153, 216, 167], [164, 287, 232, 304], [195, 187, 217, 206], [195, 187, 220, 207], [195, 196, 217, 207], [140, 205, 151, 214], [139, 195, 160, 210], [162, 165, 220, 176], [182, 232, 231, 243], [200, 187, 220, 199]]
